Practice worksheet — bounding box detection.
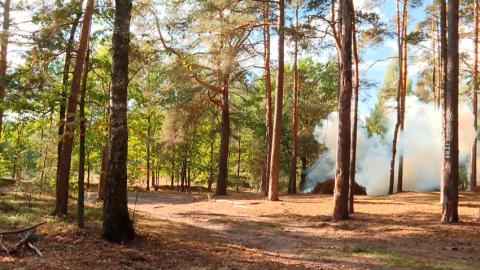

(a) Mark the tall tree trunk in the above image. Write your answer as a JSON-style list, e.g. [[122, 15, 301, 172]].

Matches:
[[263, 1, 273, 196], [439, 0, 448, 205], [441, 0, 459, 224], [389, 0, 404, 195], [397, 1, 408, 193], [216, 78, 230, 196], [470, 0, 478, 192], [268, 0, 285, 202], [146, 114, 151, 191], [55, 0, 83, 210], [54, 0, 94, 216], [289, 2, 300, 195], [349, 13, 359, 214], [77, 49, 90, 228], [103, 0, 135, 243], [333, 0, 353, 220], [0, 0, 10, 137]]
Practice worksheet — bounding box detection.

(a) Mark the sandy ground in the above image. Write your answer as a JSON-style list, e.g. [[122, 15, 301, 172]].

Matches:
[[125, 190, 480, 269], [2, 190, 480, 269]]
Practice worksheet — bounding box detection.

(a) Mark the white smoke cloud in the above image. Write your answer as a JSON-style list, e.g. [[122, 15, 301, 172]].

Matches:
[[305, 96, 476, 196]]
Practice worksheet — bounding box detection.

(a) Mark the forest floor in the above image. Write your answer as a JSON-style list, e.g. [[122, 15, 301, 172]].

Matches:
[[1, 188, 480, 269]]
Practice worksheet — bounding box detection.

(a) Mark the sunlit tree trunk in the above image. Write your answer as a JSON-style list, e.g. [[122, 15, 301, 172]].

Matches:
[[54, 0, 94, 216], [349, 12, 359, 214], [263, 1, 273, 196], [77, 49, 90, 228], [103, 0, 135, 243], [268, 0, 285, 201], [441, 0, 459, 224], [0, 0, 10, 137], [439, 0, 447, 205], [333, 0, 353, 220], [389, 0, 404, 195], [470, 0, 478, 192], [55, 0, 83, 208], [397, 1, 408, 193]]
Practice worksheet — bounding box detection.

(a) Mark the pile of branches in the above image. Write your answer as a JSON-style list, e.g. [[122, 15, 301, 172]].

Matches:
[[0, 221, 45, 257]]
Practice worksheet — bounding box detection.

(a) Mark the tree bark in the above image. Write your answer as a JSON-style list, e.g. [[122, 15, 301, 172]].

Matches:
[[55, 0, 83, 209], [77, 49, 90, 228], [289, 2, 300, 195], [333, 0, 353, 220], [103, 0, 135, 243], [0, 0, 10, 137], [268, 0, 285, 202], [439, 0, 448, 205], [349, 12, 359, 214], [389, 0, 404, 195], [397, 1, 408, 193], [441, 0, 459, 224], [54, 0, 94, 216], [470, 0, 478, 192], [215, 78, 230, 196], [263, 1, 273, 196]]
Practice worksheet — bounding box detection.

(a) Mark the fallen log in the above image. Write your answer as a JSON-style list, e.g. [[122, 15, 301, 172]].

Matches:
[[0, 221, 46, 236], [0, 221, 46, 257]]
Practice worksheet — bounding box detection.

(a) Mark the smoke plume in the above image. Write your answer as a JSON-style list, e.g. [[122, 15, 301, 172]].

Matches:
[[304, 96, 476, 195]]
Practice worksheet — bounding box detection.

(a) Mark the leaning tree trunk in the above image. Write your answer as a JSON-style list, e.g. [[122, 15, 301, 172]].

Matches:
[[263, 1, 273, 196], [470, 0, 478, 192], [103, 0, 135, 243], [54, 0, 94, 216], [349, 13, 359, 214], [77, 49, 90, 228], [333, 0, 353, 221], [441, 0, 459, 224], [215, 78, 230, 196], [268, 0, 285, 202], [0, 0, 10, 137]]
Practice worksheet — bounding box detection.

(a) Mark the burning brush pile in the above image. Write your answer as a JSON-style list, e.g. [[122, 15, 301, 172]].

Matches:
[[311, 178, 366, 195]]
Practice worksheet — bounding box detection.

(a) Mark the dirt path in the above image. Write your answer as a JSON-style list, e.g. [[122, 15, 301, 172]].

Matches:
[[127, 190, 480, 269]]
